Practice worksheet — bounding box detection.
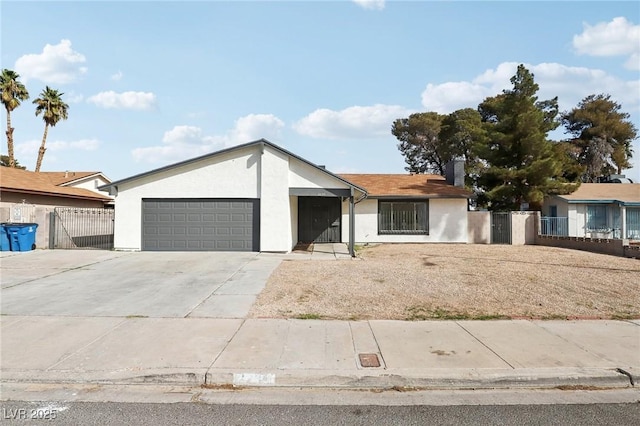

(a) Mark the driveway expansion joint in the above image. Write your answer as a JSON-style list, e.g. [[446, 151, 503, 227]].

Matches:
[[454, 321, 515, 369]]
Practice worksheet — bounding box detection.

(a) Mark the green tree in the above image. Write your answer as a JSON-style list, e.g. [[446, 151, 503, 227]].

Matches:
[[438, 108, 487, 186], [561, 94, 637, 182], [392, 109, 487, 180], [0, 154, 26, 169], [551, 141, 586, 183], [0, 69, 29, 168], [476, 64, 578, 211], [33, 86, 69, 172], [392, 112, 446, 174]]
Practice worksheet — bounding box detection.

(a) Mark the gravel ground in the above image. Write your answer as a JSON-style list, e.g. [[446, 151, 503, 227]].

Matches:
[[249, 244, 640, 320]]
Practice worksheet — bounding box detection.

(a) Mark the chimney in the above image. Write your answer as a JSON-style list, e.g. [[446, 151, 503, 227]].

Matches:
[[445, 158, 465, 187]]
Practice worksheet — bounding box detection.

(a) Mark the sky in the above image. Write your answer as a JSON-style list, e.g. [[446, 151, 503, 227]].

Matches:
[[1, 0, 639, 183]]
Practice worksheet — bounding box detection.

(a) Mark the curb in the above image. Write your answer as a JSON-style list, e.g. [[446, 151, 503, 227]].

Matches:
[[0, 368, 206, 386], [1, 368, 634, 390], [204, 367, 633, 390]]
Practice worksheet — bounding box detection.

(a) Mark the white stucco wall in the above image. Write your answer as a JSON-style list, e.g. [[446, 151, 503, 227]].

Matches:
[[112, 147, 260, 250], [467, 211, 491, 244], [67, 175, 111, 195], [342, 198, 468, 243], [573, 204, 585, 237], [259, 146, 292, 252], [289, 160, 351, 189]]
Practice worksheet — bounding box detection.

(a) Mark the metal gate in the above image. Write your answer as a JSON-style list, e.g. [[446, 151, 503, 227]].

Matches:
[[491, 212, 511, 244], [50, 207, 114, 249], [298, 197, 341, 243]]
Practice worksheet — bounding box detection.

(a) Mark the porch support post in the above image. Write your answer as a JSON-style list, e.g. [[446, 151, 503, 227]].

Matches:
[[349, 188, 355, 257], [621, 204, 627, 240]]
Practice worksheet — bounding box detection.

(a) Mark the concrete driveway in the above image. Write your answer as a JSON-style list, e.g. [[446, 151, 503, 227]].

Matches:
[[0, 250, 282, 318]]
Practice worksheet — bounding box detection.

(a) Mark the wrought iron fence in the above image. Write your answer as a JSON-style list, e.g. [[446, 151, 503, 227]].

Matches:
[[51, 207, 114, 249], [540, 217, 569, 236]]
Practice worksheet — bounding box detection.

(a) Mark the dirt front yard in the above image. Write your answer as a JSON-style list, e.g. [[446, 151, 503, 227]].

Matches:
[[249, 244, 640, 321]]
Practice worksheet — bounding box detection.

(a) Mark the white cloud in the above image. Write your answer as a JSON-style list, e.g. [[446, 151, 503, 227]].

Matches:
[[65, 91, 84, 104], [110, 71, 124, 81], [161, 125, 212, 145], [16, 139, 100, 155], [421, 82, 492, 114], [15, 138, 100, 169], [293, 104, 414, 139], [50, 139, 100, 151], [573, 17, 640, 70], [14, 39, 87, 84], [87, 91, 156, 110], [228, 114, 285, 143], [352, 0, 385, 11], [131, 114, 285, 164], [421, 61, 640, 115]]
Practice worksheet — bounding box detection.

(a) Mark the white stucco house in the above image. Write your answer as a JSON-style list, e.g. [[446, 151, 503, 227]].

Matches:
[[100, 139, 472, 255]]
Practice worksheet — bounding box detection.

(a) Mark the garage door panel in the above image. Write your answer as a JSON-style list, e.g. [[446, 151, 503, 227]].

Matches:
[[216, 213, 231, 222], [142, 198, 259, 251]]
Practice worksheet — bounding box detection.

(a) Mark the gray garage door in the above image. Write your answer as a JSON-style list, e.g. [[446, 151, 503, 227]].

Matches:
[[142, 199, 259, 251]]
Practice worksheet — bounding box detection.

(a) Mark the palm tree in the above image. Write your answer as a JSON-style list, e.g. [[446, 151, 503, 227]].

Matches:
[[0, 69, 30, 168], [33, 86, 69, 172]]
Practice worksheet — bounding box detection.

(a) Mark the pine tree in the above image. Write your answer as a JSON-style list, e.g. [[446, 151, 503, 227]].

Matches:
[[476, 64, 578, 210]]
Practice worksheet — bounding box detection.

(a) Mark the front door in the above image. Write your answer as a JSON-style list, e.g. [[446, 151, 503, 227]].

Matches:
[[298, 197, 341, 243]]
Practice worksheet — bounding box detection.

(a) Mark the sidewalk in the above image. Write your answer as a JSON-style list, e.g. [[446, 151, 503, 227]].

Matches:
[[1, 247, 638, 391], [1, 316, 638, 390]]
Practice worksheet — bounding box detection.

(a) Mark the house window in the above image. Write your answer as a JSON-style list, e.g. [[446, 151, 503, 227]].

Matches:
[[378, 200, 428, 234], [586, 205, 608, 231], [627, 208, 640, 239]]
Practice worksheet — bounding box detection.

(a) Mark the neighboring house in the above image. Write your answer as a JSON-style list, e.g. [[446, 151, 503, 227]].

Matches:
[[0, 167, 113, 210], [0, 168, 114, 249], [99, 139, 473, 254], [541, 183, 640, 240]]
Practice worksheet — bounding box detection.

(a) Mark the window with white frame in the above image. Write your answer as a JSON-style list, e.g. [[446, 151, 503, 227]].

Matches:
[[586, 205, 609, 231], [378, 200, 429, 234]]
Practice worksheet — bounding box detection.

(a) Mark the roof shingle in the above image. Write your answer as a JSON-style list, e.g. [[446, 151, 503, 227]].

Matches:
[[557, 183, 640, 204], [339, 174, 472, 198], [0, 167, 113, 201]]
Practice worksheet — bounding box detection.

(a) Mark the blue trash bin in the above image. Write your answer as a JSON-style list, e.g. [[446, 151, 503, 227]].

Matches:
[[0, 224, 10, 251], [5, 223, 38, 252]]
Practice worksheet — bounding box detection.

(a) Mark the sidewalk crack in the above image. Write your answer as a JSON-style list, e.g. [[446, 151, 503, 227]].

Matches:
[[204, 318, 246, 384]]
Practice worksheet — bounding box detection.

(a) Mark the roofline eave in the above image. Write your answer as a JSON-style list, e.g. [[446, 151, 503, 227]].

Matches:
[[100, 139, 367, 194], [0, 187, 113, 202], [367, 194, 474, 200]]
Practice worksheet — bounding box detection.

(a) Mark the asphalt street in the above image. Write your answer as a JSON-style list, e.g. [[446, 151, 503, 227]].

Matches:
[[2, 400, 640, 426]]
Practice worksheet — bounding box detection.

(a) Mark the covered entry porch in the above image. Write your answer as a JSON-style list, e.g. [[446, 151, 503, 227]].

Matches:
[[289, 187, 359, 256]]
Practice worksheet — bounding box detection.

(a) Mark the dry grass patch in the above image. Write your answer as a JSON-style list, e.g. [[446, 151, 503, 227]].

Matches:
[[249, 244, 640, 320]]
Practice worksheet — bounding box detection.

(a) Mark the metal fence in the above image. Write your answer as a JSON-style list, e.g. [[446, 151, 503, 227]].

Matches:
[[491, 212, 511, 244], [539, 217, 569, 236], [50, 207, 114, 249]]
